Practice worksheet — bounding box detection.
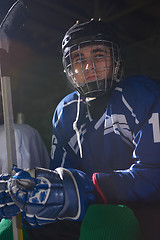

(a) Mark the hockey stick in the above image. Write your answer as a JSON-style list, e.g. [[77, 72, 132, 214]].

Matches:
[[0, 1, 28, 240]]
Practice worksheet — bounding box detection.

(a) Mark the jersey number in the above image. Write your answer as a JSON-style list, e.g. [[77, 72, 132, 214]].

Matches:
[[149, 113, 160, 143]]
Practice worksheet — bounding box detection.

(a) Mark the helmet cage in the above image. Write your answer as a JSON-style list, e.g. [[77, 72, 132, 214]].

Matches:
[[63, 38, 122, 97]]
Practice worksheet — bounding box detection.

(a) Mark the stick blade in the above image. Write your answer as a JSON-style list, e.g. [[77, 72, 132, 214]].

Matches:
[[0, 0, 28, 38]]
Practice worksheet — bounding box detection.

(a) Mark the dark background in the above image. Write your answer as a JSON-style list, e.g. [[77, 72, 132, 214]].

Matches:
[[1, 0, 160, 151]]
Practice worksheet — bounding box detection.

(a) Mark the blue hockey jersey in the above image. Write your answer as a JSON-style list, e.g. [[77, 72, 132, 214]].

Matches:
[[50, 75, 160, 204]]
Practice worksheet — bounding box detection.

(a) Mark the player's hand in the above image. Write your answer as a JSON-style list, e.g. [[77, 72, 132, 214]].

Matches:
[[0, 173, 20, 219], [8, 167, 95, 227]]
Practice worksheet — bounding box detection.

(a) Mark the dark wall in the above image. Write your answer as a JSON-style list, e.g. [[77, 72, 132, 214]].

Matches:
[[10, 40, 70, 152]]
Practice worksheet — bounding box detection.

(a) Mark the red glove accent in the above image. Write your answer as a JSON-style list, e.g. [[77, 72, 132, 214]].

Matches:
[[92, 173, 107, 204]]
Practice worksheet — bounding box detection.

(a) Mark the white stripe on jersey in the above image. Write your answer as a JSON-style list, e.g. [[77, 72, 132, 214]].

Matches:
[[94, 113, 106, 130], [122, 95, 139, 124], [115, 87, 139, 125]]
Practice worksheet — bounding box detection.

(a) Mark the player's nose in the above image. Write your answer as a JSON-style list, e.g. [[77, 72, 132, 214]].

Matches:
[[85, 59, 94, 71]]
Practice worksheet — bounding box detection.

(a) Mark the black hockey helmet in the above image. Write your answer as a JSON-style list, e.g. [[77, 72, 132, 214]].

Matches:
[[62, 19, 123, 97]]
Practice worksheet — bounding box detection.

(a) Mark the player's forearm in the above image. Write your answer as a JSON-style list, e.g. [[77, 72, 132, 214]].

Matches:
[[93, 164, 160, 204]]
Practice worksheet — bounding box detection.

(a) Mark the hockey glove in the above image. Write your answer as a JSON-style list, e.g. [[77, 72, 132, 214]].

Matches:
[[8, 167, 95, 227], [0, 173, 20, 219]]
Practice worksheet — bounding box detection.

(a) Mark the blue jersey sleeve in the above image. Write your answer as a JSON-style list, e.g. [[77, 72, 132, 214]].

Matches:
[[94, 76, 160, 204], [50, 92, 82, 170], [50, 117, 76, 170]]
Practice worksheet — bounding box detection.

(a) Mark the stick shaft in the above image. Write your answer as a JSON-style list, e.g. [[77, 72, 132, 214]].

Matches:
[[1, 76, 17, 170], [1, 76, 23, 240], [0, 1, 27, 238]]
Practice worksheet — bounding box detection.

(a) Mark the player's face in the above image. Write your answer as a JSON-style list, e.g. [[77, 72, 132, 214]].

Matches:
[[71, 45, 113, 85]]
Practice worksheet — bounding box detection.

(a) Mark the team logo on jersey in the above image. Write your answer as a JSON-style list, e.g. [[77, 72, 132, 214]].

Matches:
[[68, 113, 134, 155], [103, 114, 134, 146]]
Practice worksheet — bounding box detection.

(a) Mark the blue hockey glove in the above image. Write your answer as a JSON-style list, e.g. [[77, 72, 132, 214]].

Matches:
[[0, 173, 20, 219], [8, 167, 95, 227]]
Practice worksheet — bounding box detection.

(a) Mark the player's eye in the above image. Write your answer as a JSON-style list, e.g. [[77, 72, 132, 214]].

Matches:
[[94, 52, 105, 60], [72, 51, 82, 62], [74, 58, 81, 63], [72, 54, 82, 64], [96, 54, 104, 58]]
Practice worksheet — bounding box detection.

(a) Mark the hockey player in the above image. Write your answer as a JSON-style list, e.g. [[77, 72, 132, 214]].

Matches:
[[2, 19, 160, 239]]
